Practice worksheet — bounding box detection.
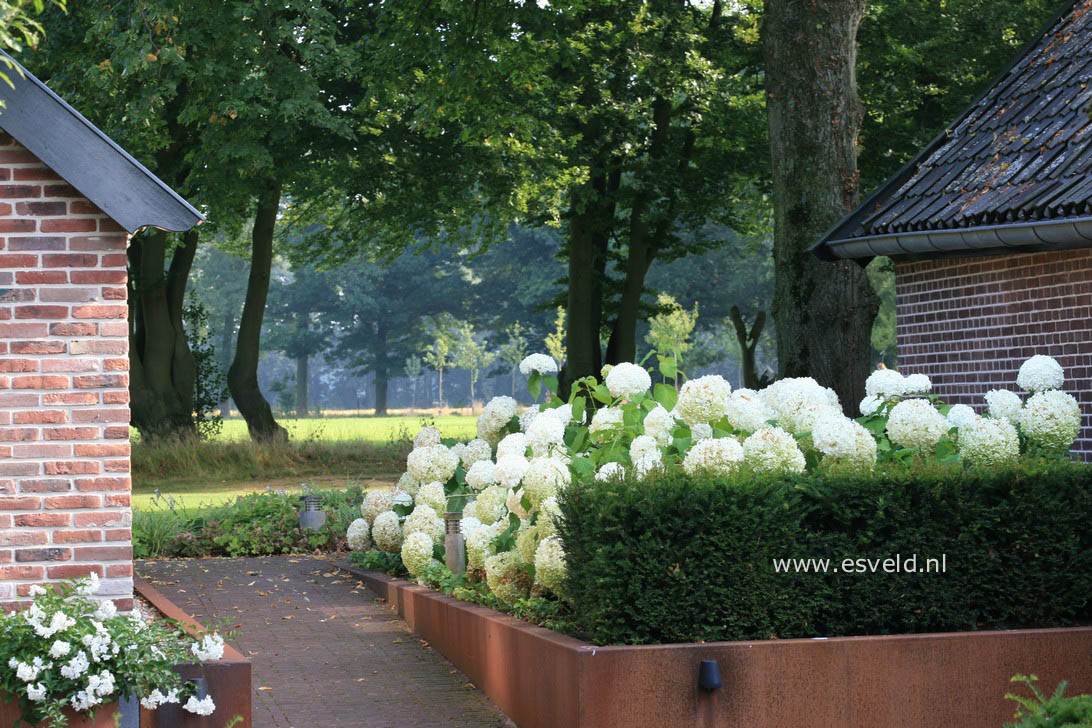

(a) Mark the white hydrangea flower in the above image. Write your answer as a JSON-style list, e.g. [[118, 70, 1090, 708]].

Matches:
[[191, 634, 225, 662], [460, 515, 482, 537], [959, 415, 1019, 466], [595, 462, 626, 482], [406, 444, 459, 484], [589, 406, 624, 436], [812, 413, 877, 469], [1020, 390, 1081, 452], [461, 438, 493, 468], [521, 457, 570, 506], [865, 368, 907, 399], [743, 427, 806, 474], [494, 454, 530, 489], [675, 375, 732, 425], [497, 432, 528, 459], [519, 405, 540, 432], [628, 435, 660, 464], [416, 481, 448, 515], [605, 362, 651, 399], [465, 460, 496, 491], [537, 497, 562, 539], [401, 531, 435, 577], [360, 489, 393, 525], [946, 404, 976, 429], [477, 396, 519, 440], [49, 640, 71, 659], [642, 405, 675, 445], [371, 511, 403, 553], [450, 442, 467, 464], [690, 423, 713, 441], [183, 695, 216, 717], [527, 413, 566, 456], [724, 389, 772, 433], [470, 485, 508, 525], [682, 437, 744, 477], [60, 651, 89, 680], [346, 518, 371, 552], [534, 536, 567, 595], [519, 353, 558, 376], [859, 395, 883, 416], [985, 389, 1023, 423], [903, 373, 932, 394], [404, 504, 444, 542], [413, 426, 442, 448], [516, 521, 541, 564], [1017, 355, 1064, 393], [396, 472, 420, 497], [545, 403, 574, 424], [632, 453, 663, 480], [26, 683, 46, 702], [15, 661, 39, 682], [390, 489, 413, 509], [886, 398, 948, 451], [484, 551, 528, 605], [465, 521, 501, 568]]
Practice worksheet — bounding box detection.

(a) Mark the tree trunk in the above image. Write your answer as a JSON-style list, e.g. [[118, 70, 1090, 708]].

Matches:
[[228, 183, 288, 441], [374, 321, 389, 415], [764, 0, 880, 414], [128, 228, 199, 439], [295, 355, 309, 418]]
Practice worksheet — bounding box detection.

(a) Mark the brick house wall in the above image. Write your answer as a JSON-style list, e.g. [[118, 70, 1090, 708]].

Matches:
[[0, 135, 132, 610], [895, 249, 1092, 457]]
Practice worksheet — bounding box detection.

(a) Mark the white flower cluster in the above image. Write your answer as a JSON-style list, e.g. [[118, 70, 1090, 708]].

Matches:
[[406, 444, 459, 484], [743, 427, 806, 474], [401, 531, 435, 577], [1021, 390, 1081, 452], [682, 437, 743, 477], [1017, 354, 1064, 393], [811, 413, 876, 469], [347, 518, 371, 551], [605, 362, 651, 399], [886, 398, 948, 451], [519, 353, 558, 376], [959, 416, 1019, 466], [477, 395, 518, 443], [191, 633, 225, 662], [675, 375, 732, 425], [372, 510, 403, 552]]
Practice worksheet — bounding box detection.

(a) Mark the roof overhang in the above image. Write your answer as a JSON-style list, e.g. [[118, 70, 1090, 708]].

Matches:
[[0, 53, 204, 234], [818, 215, 1092, 264]]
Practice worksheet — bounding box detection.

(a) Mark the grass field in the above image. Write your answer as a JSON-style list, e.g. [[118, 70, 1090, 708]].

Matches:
[[132, 413, 477, 509], [215, 414, 478, 443]]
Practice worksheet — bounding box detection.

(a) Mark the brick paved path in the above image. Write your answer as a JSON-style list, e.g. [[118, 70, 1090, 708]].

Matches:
[[137, 556, 514, 728]]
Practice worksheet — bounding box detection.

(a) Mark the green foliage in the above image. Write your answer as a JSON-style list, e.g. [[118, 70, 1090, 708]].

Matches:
[[183, 298, 228, 439], [544, 307, 566, 368], [1005, 675, 1092, 728], [559, 463, 1092, 645], [349, 549, 406, 577], [134, 488, 363, 558], [0, 0, 63, 88]]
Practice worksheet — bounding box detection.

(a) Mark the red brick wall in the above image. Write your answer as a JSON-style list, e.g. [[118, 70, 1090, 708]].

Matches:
[[0, 136, 132, 610], [895, 249, 1092, 456]]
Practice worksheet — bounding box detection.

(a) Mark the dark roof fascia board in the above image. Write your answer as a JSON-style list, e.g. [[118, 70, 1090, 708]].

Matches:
[[822, 215, 1092, 260], [0, 52, 204, 234], [811, 0, 1082, 261]]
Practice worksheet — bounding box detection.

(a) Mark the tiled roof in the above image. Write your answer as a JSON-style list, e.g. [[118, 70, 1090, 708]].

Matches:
[[818, 0, 1092, 258]]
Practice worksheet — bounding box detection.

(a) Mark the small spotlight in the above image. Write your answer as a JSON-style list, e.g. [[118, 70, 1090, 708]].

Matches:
[[698, 659, 722, 691]]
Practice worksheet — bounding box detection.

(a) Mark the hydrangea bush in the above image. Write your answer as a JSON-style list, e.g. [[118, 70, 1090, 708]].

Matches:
[[0, 575, 224, 726], [349, 352, 1085, 611]]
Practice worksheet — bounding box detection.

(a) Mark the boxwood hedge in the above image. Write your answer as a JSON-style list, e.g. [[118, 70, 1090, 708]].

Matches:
[[558, 462, 1092, 645]]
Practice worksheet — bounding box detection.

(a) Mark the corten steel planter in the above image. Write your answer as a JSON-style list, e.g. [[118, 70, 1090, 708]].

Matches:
[[134, 579, 253, 728], [0, 702, 121, 728], [340, 563, 1092, 728]]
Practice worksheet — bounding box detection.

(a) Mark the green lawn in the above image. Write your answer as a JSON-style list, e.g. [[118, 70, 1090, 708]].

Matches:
[[132, 414, 478, 444], [131, 413, 476, 510]]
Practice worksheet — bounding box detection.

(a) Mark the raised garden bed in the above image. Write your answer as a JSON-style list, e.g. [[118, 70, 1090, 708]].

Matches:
[[0, 583, 253, 728], [340, 563, 1092, 728]]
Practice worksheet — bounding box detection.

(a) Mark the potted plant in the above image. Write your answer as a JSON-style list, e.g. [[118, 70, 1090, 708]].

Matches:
[[0, 574, 224, 727]]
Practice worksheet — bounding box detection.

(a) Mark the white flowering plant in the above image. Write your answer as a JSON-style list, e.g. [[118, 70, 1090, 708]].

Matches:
[[352, 351, 1084, 614], [0, 575, 224, 726]]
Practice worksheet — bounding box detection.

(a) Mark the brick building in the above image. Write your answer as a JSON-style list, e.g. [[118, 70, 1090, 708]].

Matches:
[[815, 0, 1092, 455], [0, 56, 202, 609]]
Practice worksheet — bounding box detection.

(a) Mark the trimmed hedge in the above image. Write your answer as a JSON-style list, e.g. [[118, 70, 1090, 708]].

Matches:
[[559, 462, 1092, 645]]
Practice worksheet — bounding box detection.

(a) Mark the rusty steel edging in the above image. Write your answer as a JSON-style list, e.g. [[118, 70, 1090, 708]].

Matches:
[[339, 563, 1092, 728]]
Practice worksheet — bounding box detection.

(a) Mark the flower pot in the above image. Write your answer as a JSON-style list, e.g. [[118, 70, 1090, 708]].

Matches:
[[0, 698, 120, 728]]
